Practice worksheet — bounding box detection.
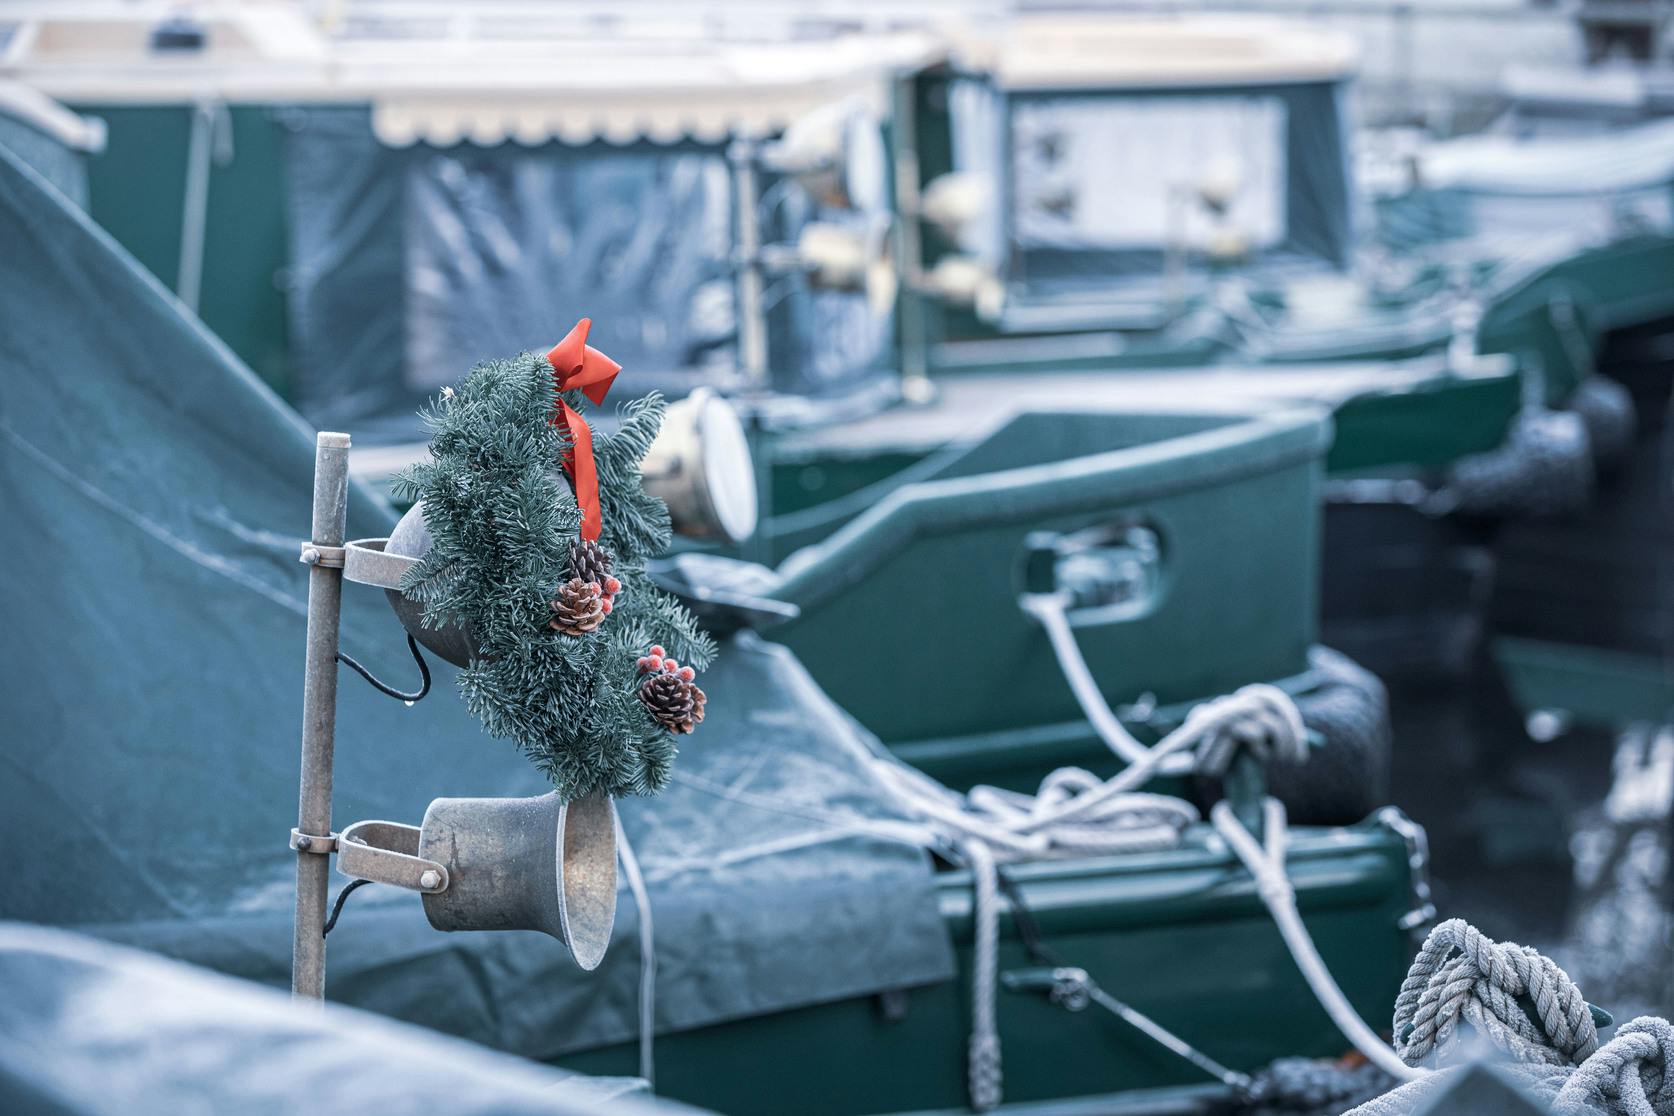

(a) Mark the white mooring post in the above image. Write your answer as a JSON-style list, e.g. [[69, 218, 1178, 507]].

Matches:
[[292, 431, 351, 999]]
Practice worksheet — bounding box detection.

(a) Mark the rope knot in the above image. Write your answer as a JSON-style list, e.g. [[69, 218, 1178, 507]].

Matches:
[[968, 1031, 1003, 1112], [1191, 683, 1310, 777], [1394, 919, 1600, 1069]]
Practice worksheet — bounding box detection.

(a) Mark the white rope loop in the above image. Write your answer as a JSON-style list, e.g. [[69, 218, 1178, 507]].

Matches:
[[1021, 590, 1309, 777], [870, 663, 1317, 1110], [1394, 919, 1600, 1069], [1190, 683, 1311, 777]]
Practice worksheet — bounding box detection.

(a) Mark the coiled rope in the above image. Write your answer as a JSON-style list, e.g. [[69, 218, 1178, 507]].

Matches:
[[870, 679, 1315, 1110], [1394, 918, 1599, 1069], [1346, 934, 1674, 1116]]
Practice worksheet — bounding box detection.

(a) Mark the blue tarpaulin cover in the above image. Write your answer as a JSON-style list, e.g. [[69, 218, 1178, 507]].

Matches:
[[282, 108, 892, 442], [0, 135, 952, 1059]]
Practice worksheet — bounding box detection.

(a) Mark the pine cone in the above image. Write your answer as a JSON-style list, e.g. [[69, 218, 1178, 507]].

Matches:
[[687, 683, 706, 729], [568, 538, 614, 586], [549, 578, 605, 636], [639, 672, 697, 733]]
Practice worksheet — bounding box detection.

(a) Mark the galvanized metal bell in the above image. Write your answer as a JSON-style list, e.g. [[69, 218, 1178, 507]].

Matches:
[[338, 791, 618, 970], [383, 502, 476, 668], [637, 387, 758, 544], [419, 790, 618, 971]]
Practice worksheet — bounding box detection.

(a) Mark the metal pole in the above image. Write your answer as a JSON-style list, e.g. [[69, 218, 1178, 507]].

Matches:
[[730, 139, 770, 393], [293, 431, 350, 999], [890, 72, 932, 402], [1224, 749, 1267, 842], [177, 98, 222, 315], [1164, 185, 1188, 318]]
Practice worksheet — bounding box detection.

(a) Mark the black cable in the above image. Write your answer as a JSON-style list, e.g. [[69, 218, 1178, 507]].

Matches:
[[337, 633, 431, 703], [994, 865, 1068, 968], [995, 866, 1256, 1101], [322, 878, 372, 937]]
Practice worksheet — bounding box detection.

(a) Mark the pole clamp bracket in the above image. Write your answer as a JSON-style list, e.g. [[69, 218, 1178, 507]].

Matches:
[[337, 819, 449, 893], [290, 828, 339, 854], [299, 543, 347, 568]]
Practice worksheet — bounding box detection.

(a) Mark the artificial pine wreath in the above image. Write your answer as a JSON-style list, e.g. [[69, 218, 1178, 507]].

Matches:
[[392, 323, 716, 801]]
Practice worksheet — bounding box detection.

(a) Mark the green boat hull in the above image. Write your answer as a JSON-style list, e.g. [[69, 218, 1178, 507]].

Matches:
[[557, 822, 1417, 1116], [763, 407, 1326, 783]]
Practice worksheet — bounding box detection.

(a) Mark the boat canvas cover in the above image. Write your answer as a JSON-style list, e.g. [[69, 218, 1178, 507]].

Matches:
[[0, 923, 700, 1116], [1376, 118, 1674, 252], [283, 107, 892, 444], [0, 139, 952, 1055]]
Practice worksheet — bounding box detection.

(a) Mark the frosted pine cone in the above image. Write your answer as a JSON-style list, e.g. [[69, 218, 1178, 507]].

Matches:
[[686, 683, 706, 728], [639, 671, 696, 733], [549, 578, 605, 636], [568, 538, 614, 585], [636, 647, 705, 733]]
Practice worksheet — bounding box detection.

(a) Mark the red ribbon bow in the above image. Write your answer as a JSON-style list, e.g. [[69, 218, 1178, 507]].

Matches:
[[546, 318, 622, 542]]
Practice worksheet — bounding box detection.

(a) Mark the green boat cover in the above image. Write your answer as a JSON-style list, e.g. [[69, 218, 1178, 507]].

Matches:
[[0, 922, 702, 1115], [1377, 117, 1674, 254], [0, 139, 954, 1058]]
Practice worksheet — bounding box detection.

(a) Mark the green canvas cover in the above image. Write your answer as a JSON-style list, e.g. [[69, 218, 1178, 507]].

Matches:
[[0, 140, 953, 1058]]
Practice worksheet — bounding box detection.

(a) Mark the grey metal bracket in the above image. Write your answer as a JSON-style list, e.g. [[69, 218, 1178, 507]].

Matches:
[[290, 828, 338, 854], [298, 543, 346, 568], [1002, 965, 1092, 1012], [338, 819, 449, 894], [342, 538, 416, 590]]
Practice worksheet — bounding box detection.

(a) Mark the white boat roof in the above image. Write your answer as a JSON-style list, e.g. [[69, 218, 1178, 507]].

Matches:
[[950, 15, 1359, 92], [0, 2, 944, 145]]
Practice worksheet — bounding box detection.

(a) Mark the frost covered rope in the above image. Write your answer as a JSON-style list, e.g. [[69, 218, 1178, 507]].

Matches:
[[1393, 919, 1599, 1069], [1020, 591, 1159, 767], [1552, 1018, 1674, 1115], [1344, 937, 1674, 1116], [871, 682, 1311, 1110]]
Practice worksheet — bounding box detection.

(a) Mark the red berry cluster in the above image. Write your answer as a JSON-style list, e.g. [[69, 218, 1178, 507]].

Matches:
[[636, 644, 695, 682], [597, 574, 623, 616]]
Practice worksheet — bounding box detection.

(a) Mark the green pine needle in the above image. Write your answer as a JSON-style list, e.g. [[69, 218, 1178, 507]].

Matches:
[[395, 351, 717, 801]]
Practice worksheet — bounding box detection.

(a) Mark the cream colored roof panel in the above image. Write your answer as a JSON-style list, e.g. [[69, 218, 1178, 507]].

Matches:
[[370, 76, 893, 147], [1, 4, 943, 144], [954, 16, 1358, 91], [359, 35, 940, 146]]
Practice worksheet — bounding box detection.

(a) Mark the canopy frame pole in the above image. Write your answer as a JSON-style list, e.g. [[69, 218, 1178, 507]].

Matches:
[[729, 138, 770, 392], [293, 431, 351, 999]]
